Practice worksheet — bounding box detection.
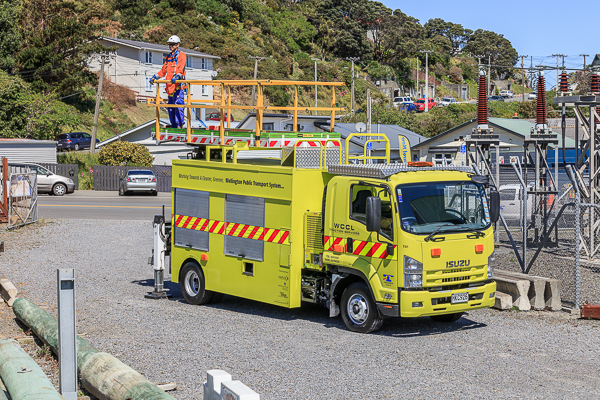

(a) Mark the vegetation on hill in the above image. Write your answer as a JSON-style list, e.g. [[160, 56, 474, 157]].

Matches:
[[0, 0, 527, 140]]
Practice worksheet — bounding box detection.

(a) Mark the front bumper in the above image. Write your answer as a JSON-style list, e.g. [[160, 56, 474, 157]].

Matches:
[[67, 182, 75, 193], [399, 281, 496, 318]]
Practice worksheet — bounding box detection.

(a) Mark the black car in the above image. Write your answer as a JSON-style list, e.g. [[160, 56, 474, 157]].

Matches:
[[488, 95, 504, 102], [57, 132, 100, 151]]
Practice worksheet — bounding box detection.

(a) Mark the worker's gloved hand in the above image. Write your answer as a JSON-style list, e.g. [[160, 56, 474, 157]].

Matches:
[[171, 74, 182, 84], [149, 75, 158, 85]]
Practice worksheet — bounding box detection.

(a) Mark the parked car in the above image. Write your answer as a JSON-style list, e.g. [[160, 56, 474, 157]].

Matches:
[[398, 102, 417, 113], [414, 98, 435, 112], [488, 95, 504, 102], [440, 97, 457, 106], [206, 113, 234, 122], [528, 92, 537, 100], [57, 132, 100, 152], [119, 170, 158, 196], [500, 90, 514, 98], [8, 163, 75, 196], [393, 96, 414, 108]]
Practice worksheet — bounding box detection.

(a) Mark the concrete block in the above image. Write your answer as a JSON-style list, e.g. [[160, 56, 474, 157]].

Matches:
[[493, 291, 513, 310], [545, 279, 561, 311], [221, 381, 260, 400], [0, 279, 17, 307], [204, 370, 232, 400], [494, 277, 531, 311]]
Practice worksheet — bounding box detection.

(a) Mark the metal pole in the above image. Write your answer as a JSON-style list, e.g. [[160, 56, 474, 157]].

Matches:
[[314, 59, 318, 116], [566, 165, 581, 307], [420, 50, 433, 112], [513, 162, 527, 273], [345, 57, 360, 116], [488, 55, 491, 96], [91, 54, 106, 154], [57, 269, 77, 400], [589, 105, 595, 255], [520, 55, 527, 102]]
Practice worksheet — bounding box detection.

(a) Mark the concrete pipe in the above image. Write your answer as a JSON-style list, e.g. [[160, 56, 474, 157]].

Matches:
[[0, 339, 62, 400], [12, 298, 176, 400]]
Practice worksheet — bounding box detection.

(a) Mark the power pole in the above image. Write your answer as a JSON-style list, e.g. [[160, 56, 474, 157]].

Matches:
[[420, 50, 433, 112], [519, 55, 528, 102], [488, 55, 491, 95], [580, 54, 589, 69], [248, 56, 267, 106], [91, 54, 108, 154], [346, 57, 360, 116], [311, 58, 319, 116], [552, 54, 564, 91], [415, 57, 419, 97]]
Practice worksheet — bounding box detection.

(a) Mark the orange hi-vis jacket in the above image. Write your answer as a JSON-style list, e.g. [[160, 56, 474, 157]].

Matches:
[[157, 49, 187, 96]]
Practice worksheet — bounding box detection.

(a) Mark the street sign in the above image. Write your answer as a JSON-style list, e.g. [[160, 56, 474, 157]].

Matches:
[[460, 144, 466, 154], [366, 142, 373, 150]]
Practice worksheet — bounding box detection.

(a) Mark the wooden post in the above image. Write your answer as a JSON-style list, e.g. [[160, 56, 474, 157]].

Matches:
[[293, 85, 298, 132], [186, 85, 192, 143]]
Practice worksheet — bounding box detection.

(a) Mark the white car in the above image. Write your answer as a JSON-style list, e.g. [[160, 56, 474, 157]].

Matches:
[[440, 97, 457, 106], [392, 96, 413, 108], [500, 90, 514, 98], [528, 92, 537, 100]]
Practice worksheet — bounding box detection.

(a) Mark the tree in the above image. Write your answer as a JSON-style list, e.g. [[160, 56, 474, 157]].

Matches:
[[380, 9, 423, 68], [463, 29, 518, 78], [424, 18, 472, 56], [15, 0, 110, 96], [0, 0, 21, 71]]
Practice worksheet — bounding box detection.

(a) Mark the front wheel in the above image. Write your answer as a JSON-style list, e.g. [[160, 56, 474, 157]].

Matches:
[[430, 312, 464, 322], [53, 183, 67, 196], [340, 283, 383, 333], [179, 262, 213, 305]]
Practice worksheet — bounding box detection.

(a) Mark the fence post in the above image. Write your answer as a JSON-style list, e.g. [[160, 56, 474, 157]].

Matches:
[[566, 165, 580, 308]]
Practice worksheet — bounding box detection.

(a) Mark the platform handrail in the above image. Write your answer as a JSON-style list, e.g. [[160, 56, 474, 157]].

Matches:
[[344, 133, 391, 164]]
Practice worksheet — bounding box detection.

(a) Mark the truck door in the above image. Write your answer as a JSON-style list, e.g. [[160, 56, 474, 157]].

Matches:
[[324, 180, 398, 303]]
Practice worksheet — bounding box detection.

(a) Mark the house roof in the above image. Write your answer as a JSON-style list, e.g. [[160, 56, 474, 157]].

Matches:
[[319, 123, 426, 150], [0, 139, 57, 144], [413, 117, 576, 149], [97, 120, 162, 148], [592, 54, 600, 66], [100, 37, 220, 59]]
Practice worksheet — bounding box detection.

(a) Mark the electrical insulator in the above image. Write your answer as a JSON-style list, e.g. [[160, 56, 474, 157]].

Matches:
[[591, 74, 600, 94], [477, 72, 488, 125], [536, 75, 547, 126], [559, 72, 569, 92]]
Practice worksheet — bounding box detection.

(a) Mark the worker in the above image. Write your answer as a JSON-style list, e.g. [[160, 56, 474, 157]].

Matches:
[[150, 35, 187, 128]]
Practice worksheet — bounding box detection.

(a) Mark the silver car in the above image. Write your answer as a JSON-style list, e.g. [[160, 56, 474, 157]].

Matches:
[[9, 163, 75, 196], [119, 170, 158, 196]]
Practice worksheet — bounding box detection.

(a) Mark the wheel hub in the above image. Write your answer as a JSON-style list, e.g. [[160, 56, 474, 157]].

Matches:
[[347, 293, 368, 324], [184, 270, 200, 296]]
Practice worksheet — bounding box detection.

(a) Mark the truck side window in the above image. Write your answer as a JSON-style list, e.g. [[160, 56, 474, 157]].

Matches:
[[350, 184, 393, 240]]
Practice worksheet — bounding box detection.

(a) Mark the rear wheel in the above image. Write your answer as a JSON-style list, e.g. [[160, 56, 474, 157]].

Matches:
[[74, 143, 80, 151], [118, 186, 124, 196], [179, 262, 213, 305], [430, 312, 464, 323], [152, 190, 158, 196], [340, 283, 383, 333], [53, 183, 67, 196]]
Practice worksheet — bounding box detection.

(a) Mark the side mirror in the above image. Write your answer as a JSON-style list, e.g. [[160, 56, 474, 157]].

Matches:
[[366, 196, 381, 232], [489, 190, 500, 222], [471, 175, 489, 186]]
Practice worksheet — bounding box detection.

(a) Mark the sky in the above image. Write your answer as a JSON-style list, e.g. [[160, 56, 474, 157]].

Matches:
[[382, 0, 597, 88]]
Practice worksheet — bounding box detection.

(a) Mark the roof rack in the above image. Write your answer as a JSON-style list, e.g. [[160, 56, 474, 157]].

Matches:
[[328, 163, 474, 179]]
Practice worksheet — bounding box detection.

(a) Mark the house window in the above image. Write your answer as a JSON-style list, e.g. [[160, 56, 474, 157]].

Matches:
[[186, 56, 192, 69], [201, 85, 207, 95], [145, 77, 152, 91], [145, 51, 152, 64], [433, 154, 452, 165], [201, 58, 207, 69]]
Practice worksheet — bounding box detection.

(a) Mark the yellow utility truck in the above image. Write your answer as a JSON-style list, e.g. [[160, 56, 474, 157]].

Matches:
[[151, 137, 499, 333]]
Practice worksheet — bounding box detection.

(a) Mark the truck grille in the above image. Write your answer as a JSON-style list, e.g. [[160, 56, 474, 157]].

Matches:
[[425, 265, 486, 287]]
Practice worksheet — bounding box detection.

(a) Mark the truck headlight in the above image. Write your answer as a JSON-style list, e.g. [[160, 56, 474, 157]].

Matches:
[[487, 251, 495, 279], [404, 256, 423, 288]]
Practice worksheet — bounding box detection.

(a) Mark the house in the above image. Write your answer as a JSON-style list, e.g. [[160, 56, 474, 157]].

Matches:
[[235, 112, 339, 133], [88, 37, 220, 121], [96, 120, 195, 166], [591, 54, 600, 67], [0, 139, 57, 164], [412, 117, 576, 165], [315, 122, 426, 162]]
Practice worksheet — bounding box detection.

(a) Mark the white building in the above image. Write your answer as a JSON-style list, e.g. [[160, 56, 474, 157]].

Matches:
[[88, 37, 220, 120], [0, 139, 57, 164]]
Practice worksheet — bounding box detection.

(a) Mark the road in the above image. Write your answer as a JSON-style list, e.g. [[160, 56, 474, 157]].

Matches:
[[38, 190, 171, 220]]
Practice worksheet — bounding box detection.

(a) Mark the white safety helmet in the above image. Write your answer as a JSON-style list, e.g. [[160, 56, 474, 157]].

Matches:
[[167, 35, 181, 44]]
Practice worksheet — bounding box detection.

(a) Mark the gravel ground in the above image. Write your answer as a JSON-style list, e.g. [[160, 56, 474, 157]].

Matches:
[[1, 219, 600, 399]]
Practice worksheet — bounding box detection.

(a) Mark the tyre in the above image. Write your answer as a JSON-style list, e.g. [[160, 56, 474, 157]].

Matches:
[[118, 186, 124, 196], [74, 143, 80, 151], [152, 190, 158, 196], [340, 283, 383, 333], [53, 183, 67, 196], [430, 312, 464, 323], [179, 262, 213, 305]]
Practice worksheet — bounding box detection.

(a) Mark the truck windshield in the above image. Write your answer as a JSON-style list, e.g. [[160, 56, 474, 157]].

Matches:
[[396, 181, 490, 235]]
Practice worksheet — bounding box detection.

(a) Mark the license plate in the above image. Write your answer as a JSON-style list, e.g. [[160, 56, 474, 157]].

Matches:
[[451, 292, 469, 304]]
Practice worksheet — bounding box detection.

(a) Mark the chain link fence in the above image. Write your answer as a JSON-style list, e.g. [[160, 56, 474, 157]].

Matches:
[[493, 164, 599, 308]]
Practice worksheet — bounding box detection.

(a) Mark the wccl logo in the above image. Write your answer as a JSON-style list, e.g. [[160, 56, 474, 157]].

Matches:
[[383, 274, 394, 283]]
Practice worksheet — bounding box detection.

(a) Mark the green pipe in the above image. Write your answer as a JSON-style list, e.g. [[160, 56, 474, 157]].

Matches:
[[13, 298, 176, 400], [0, 339, 62, 400]]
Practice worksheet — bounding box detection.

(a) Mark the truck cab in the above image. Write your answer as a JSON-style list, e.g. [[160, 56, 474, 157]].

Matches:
[[321, 164, 498, 332]]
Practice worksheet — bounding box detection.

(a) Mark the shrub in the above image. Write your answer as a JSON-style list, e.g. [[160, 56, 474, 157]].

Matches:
[[98, 141, 153, 167], [449, 66, 463, 83]]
